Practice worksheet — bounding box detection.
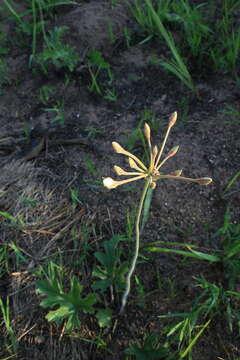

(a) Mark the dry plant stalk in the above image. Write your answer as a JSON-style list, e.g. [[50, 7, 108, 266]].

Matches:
[[103, 111, 212, 314]]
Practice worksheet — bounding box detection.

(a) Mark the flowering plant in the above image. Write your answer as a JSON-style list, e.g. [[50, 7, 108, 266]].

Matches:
[[103, 112, 212, 313]]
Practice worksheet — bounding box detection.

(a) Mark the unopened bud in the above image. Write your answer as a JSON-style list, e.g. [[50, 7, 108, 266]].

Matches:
[[168, 111, 177, 128], [196, 177, 213, 185], [114, 165, 125, 175], [170, 169, 182, 176], [152, 145, 158, 157], [150, 182, 156, 189], [144, 123, 151, 144], [103, 177, 119, 189], [112, 142, 125, 154], [167, 145, 179, 157]]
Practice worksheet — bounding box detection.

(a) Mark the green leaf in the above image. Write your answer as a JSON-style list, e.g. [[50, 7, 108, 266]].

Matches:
[[96, 309, 112, 328], [145, 245, 220, 262], [0, 211, 18, 222], [36, 276, 96, 330], [179, 319, 211, 358], [92, 278, 112, 293], [78, 293, 97, 314], [46, 306, 72, 324], [141, 187, 153, 232]]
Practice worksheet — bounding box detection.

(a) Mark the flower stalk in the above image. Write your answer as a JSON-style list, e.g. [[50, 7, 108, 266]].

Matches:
[[120, 177, 151, 314]]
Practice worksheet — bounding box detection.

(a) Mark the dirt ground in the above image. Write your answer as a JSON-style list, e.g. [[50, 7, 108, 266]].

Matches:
[[0, 1, 240, 359]]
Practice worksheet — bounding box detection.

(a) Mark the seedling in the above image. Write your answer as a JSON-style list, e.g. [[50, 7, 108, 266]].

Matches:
[[125, 333, 169, 359], [0, 246, 8, 278], [18, 195, 38, 207], [103, 111, 212, 313], [222, 105, 240, 124], [36, 261, 97, 331], [85, 126, 104, 140], [34, 26, 80, 72], [9, 242, 29, 268], [3, 0, 77, 62], [87, 50, 113, 95], [70, 188, 83, 207], [0, 297, 18, 354], [92, 235, 128, 298], [0, 211, 24, 229], [44, 100, 65, 127], [39, 85, 56, 105], [96, 309, 113, 328], [123, 27, 131, 48], [104, 88, 118, 102], [85, 156, 98, 177]]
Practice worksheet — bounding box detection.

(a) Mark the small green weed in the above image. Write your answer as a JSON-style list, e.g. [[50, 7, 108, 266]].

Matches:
[[85, 126, 104, 140], [222, 105, 240, 124], [0, 211, 25, 229], [85, 156, 98, 177], [0, 297, 18, 354], [104, 88, 118, 102], [44, 100, 65, 127], [123, 27, 132, 48], [214, 211, 240, 289], [36, 261, 97, 332], [70, 188, 83, 207], [87, 50, 113, 95], [222, 170, 240, 199], [34, 26, 80, 72], [92, 235, 128, 296], [9, 242, 29, 268], [125, 333, 169, 359], [39, 85, 56, 105], [0, 245, 8, 278], [3, 0, 77, 61]]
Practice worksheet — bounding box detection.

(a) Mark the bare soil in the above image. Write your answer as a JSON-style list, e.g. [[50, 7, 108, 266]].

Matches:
[[0, 1, 239, 359]]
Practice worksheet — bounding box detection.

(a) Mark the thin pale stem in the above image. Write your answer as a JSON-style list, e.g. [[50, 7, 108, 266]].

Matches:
[[154, 126, 171, 169], [120, 177, 151, 314]]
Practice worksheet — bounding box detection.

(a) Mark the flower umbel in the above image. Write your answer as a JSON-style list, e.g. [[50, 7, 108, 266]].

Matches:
[[103, 111, 212, 190]]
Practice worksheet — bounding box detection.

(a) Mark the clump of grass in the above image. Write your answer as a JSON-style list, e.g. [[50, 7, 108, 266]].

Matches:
[[126, 0, 240, 92]]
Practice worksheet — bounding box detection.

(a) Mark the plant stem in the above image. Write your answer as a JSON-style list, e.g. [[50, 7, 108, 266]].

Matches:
[[120, 177, 151, 314]]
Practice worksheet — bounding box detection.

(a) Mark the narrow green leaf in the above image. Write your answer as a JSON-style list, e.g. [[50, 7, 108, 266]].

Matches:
[[141, 187, 153, 232], [179, 319, 211, 358], [145, 246, 220, 262]]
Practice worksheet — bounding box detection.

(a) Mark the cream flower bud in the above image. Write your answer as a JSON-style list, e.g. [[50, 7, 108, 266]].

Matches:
[[114, 165, 142, 176], [170, 169, 183, 176], [112, 142, 147, 171], [150, 182, 156, 189], [196, 177, 213, 185], [167, 145, 179, 157], [128, 158, 145, 173], [103, 177, 119, 189], [114, 165, 126, 175], [144, 123, 151, 145], [152, 145, 158, 157], [112, 142, 125, 154], [168, 111, 177, 128]]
